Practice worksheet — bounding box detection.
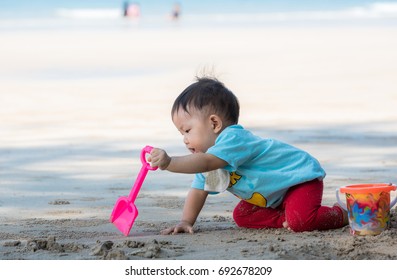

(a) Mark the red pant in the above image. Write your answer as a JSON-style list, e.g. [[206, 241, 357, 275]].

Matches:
[[233, 179, 345, 232]]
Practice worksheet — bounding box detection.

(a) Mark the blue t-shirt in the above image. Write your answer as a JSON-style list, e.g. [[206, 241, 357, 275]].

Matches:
[[191, 124, 325, 208]]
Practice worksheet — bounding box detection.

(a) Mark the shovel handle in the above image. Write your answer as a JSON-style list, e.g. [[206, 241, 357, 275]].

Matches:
[[128, 146, 158, 201], [141, 145, 158, 171]]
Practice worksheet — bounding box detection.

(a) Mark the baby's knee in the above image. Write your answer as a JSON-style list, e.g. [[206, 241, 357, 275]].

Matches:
[[232, 201, 253, 227], [233, 205, 246, 227]]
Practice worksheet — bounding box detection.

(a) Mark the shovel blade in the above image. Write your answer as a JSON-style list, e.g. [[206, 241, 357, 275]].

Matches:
[[110, 197, 138, 236]]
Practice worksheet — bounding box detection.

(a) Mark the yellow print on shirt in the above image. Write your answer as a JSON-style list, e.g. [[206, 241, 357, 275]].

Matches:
[[229, 172, 242, 187], [244, 192, 267, 207], [228, 171, 267, 207]]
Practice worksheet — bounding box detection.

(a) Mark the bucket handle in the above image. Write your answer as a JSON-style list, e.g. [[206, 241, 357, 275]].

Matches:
[[336, 183, 397, 211], [335, 188, 347, 211], [390, 184, 397, 208]]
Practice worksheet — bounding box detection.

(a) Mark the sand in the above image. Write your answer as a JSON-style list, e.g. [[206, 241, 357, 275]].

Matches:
[[1, 25, 397, 261]]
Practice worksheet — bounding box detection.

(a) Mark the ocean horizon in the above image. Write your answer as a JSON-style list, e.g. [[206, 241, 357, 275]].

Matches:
[[1, 0, 397, 30]]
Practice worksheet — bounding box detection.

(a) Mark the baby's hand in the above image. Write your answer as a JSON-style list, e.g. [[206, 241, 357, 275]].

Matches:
[[149, 148, 171, 170], [160, 221, 194, 235]]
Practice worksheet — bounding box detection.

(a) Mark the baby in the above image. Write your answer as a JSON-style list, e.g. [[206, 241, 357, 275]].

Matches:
[[150, 76, 348, 234]]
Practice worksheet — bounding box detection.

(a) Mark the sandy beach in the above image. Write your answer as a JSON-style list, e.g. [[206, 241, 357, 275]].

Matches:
[[1, 24, 397, 261]]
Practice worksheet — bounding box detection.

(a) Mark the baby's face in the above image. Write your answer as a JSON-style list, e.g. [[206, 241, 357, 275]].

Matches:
[[172, 108, 218, 154]]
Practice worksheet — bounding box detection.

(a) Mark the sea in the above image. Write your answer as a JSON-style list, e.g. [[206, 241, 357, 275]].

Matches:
[[1, 0, 397, 31]]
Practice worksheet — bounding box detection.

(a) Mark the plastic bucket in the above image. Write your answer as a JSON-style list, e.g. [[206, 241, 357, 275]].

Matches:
[[336, 183, 397, 236]]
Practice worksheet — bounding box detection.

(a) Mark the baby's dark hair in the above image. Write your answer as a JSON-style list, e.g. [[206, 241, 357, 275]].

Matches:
[[171, 77, 240, 125]]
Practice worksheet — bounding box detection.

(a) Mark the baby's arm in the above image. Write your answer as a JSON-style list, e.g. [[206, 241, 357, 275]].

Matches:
[[161, 188, 208, 235], [151, 147, 225, 234], [150, 148, 226, 173]]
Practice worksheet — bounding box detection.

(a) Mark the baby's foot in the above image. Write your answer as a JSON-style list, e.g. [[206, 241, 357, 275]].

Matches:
[[334, 203, 348, 225], [282, 221, 292, 231]]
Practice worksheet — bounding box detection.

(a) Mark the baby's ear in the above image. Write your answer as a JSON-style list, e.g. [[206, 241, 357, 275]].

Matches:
[[209, 114, 223, 133]]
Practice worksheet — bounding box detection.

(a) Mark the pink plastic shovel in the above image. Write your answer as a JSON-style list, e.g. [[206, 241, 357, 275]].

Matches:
[[110, 145, 157, 236]]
